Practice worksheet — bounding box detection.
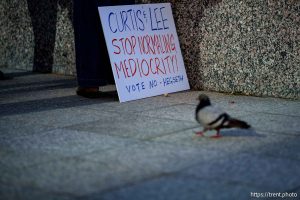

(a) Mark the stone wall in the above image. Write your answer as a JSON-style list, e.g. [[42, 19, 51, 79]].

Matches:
[[0, 0, 75, 75], [0, 0, 299, 98]]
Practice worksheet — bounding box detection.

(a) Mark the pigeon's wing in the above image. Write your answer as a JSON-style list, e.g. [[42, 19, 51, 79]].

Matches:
[[197, 105, 228, 129]]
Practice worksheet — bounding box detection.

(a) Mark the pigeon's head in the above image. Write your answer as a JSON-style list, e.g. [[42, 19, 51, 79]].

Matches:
[[197, 94, 211, 106], [198, 94, 209, 101]]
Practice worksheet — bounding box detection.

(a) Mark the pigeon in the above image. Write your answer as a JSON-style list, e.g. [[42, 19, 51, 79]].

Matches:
[[195, 94, 250, 138]]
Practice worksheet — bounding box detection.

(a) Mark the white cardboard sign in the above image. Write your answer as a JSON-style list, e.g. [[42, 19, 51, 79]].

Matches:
[[98, 3, 190, 102]]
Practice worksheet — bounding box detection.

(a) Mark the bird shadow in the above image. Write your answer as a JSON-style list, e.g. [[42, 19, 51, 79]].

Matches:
[[193, 128, 265, 138], [221, 128, 265, 138]]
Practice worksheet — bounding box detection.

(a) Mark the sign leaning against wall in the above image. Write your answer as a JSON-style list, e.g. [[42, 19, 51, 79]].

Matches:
[[98, 3, 190, 102]]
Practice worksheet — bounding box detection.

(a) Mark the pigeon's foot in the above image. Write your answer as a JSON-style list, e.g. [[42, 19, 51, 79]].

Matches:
[[210, 134, 222, 139], [195, 131, 204, 136]]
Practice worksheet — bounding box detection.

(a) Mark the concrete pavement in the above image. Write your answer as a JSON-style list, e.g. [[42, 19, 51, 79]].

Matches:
[[0, 68, 299, 200]]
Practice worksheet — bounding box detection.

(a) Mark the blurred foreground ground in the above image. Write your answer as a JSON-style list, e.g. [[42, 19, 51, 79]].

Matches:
[[0, 68, 299, 200]]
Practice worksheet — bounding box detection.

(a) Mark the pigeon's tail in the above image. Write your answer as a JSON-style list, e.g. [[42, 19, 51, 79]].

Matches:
[[228, 118, 251, 129]]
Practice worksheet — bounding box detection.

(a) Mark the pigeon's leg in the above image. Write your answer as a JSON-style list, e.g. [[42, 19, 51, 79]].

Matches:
[[194, 128, 207, 137], [195, 131, 204, 136], [210, 129, 222, 138]]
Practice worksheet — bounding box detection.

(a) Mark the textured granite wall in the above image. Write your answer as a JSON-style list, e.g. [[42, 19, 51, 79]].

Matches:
[[0, 0, 299, 98], [0, 0, 75, 75], [141, 0, 300, 99]]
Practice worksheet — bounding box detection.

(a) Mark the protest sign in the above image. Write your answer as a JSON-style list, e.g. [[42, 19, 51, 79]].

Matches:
[[98, 3, 190, 102]]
